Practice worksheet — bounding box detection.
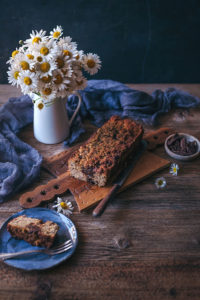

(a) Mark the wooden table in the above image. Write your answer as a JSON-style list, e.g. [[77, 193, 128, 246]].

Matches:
[[0, 84, 200, 300]]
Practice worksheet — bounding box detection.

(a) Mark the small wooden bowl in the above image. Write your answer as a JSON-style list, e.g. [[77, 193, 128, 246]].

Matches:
[[164, 133, 200, 161]]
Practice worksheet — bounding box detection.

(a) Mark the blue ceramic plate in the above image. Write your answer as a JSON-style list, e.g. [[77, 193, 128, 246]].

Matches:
[[0, 207, 78, 271]]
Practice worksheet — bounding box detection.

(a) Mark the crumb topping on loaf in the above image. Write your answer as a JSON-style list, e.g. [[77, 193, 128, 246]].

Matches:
[[68, 116, 143, 186]]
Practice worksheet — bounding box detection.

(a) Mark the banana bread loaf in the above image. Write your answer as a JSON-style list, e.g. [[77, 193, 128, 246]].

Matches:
[[7, 215, 59, 248], [68, 115, 143, 186]]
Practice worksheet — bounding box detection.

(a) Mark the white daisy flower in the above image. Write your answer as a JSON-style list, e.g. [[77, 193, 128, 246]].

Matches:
[[55, 55, 71, 73], [24, 29, 47, 47], [61, 64, 73, 78], [155, 177, 166, 189], [58, 36, 73, 47], [18, 70, 38, 94], [53, 197, 74, 216], [83, 53, 101, 75], [40, 85, 57, 101], [7, 66, 21, 86], [75, 50, 84, 62], [7, 26, 101, 106], [50, 25, 63, 39], [32, 39, 59, 61], [56, 88, 70, 99], [60, 43, 78, 62], [37, 58, 57, 77], [37, 101, 44, 110], [52, 69, 70, 91], [6, 48, 21, 65], [170, 163, 179, 176], [39, 74, 53, 85], [12, 52, 34, 72], [71, 70, 87, 90], [75, 76, 87, 90], [25, 52, 35, 61]]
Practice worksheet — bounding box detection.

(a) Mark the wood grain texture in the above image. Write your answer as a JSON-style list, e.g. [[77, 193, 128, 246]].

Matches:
[[0, 84, 200, 300]]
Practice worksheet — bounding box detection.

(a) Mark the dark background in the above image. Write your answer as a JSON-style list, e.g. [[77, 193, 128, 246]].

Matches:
[[0, 0, 200, 84]]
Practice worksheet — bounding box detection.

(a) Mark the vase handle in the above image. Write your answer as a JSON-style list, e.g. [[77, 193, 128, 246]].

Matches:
[[68, 92, 82, 127]]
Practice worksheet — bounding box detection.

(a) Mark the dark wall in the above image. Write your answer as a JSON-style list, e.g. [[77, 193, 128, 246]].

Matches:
[[1, 0, 200, 84]]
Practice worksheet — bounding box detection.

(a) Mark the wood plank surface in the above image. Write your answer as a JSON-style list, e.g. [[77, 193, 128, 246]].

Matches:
[[0, 84, 200, 300]]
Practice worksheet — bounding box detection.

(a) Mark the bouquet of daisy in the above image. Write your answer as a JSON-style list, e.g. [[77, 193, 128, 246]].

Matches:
[[7, 25, 101, 106]]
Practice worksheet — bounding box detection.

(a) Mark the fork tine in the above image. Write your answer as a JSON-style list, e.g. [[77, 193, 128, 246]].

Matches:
[[51, 239, 72, 250], [54, 242, 72, 252], [50, 243, 73, 255]]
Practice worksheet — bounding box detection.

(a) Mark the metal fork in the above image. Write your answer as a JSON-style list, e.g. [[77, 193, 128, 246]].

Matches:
[[0, 239, 73, 260]]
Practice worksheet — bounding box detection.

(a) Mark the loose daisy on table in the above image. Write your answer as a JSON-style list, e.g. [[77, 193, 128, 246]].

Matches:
[[53, 197, 74, 216], [155, 177, 167, 189], [170, 163, 179, 176], [7, 25, 101, 107]]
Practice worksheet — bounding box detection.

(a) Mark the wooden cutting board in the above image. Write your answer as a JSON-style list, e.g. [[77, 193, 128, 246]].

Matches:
[[19, 128, 173, 211]]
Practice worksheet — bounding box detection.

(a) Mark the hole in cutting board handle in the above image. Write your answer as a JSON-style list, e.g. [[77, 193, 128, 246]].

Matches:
[[54, 184, 59, 190], [27, 197, 32, 203], [40, 190, 46, 195]]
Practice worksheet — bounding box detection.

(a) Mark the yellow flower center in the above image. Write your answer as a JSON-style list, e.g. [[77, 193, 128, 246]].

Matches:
[[75, 54, 80, 60], [41, 75, 52, 83], [20, 61, 29, 70], [173, 168, 177, 173], [40, 47, 49, 56], [63, 50, 72, 58], [32, 37, 41, 44], [158, 180, 163, 186], [37, 102, 44, 110], [37, 56, 43, 62], [54, 74, 63, 84], [23, 77, 32, 85], [12, 50, 19, 58], [42, 87, 52, 95], [53, 31, 61, 38], [30, 67, 36, 73], [40, 62, 50, 72], [60, 202, 68, 209], [56, 57, 64, 68], [27, 54, 34, 60], [87, 59, 95, 68], [14, 71, 19, 79]]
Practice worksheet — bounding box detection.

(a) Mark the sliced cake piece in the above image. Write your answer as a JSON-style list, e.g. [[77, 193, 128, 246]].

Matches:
[[7, 215, 59, 248], [68, 115, 143, 187]]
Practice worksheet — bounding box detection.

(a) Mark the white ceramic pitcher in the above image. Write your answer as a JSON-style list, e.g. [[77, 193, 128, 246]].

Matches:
[[33, 93, 82, 144]]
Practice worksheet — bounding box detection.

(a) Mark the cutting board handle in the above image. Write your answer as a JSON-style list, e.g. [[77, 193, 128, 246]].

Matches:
[[144, 127, 175, 150], [19, 173, 71, 208]]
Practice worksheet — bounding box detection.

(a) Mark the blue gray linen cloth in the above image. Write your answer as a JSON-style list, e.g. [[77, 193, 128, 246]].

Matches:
[[0, 80, 199, 202]]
